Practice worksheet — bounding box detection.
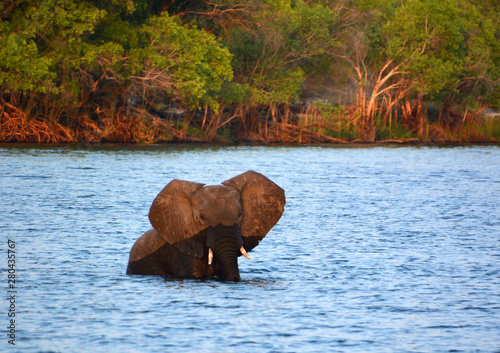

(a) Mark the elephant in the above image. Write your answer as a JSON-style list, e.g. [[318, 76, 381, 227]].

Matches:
[[126, 171, 286, 281]]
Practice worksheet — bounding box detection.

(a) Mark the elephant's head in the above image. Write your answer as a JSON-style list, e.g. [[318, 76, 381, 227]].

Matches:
[[148, 171, 285, 281]]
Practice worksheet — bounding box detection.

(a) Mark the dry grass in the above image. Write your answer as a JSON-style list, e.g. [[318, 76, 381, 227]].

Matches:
[[0, 100, 73, 143], [1, 98, 498, 145]]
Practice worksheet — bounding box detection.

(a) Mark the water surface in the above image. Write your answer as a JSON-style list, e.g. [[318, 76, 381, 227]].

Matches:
[[1, 144, 499, 352]]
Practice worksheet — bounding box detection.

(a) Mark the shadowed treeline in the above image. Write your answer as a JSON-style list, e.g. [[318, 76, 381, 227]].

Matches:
[[1, 0, 499, 144]]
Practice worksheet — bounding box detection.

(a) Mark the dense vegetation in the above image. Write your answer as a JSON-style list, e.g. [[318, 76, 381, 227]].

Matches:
[[1, 0, 499, 143]]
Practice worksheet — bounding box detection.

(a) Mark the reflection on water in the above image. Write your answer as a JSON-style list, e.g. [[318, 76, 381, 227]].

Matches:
[[1, 144, 499, 352]]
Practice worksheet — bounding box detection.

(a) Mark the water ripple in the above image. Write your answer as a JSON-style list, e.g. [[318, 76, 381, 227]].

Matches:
[[0, 144, 499, 352]]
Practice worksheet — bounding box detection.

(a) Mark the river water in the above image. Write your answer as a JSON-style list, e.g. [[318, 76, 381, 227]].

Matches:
[[1, 144, 499, 352]]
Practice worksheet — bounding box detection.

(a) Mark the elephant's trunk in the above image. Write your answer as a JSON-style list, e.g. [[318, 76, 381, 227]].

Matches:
[[212, 235, 241, 281], [207, 224, 244, 281]]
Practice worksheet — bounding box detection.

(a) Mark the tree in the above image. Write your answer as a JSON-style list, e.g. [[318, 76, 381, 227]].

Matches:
[[170, 0, 343, 136], [0, 0, 233, 120], [332, 0, 499, 138]]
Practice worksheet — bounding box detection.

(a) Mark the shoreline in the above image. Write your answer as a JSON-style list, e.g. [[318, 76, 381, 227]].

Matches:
[[2, 140, 499, 148], [1, 100, 498, 146]]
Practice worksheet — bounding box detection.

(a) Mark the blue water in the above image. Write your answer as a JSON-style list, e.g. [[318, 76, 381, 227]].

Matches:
[[1, 144, 499, 352]]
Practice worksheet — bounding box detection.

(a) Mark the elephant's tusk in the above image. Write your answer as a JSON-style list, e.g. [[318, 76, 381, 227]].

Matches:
[[240, 246, 251, 259], [208, 248, 213, 265]]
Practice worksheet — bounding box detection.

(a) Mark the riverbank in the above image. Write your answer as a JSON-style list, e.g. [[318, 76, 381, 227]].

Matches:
[[2, 0, 498, 148], [1, 100, 498, 145]]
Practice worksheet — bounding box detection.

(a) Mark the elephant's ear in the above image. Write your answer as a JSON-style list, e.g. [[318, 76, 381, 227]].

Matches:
[[148, 179, 206, 258], [222, 171, 285, 252]]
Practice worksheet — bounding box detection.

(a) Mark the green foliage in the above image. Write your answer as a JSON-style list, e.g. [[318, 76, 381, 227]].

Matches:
[[221, 82, 254, 105], [0, 0, 232, 111], [382, 0, 468, 95], [0, 0, 107, 94], [0, 0, 498, 143], [215, 0, 340, 105], [0, 0, 120, 98], [0, 33, 55, 93], [375, 120, 420, 141], [323, 120, 359, 141], [354, 0, 499, 107], [313, 101, 346, 116], [131, 12, 233, 109]]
